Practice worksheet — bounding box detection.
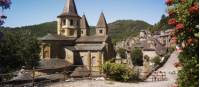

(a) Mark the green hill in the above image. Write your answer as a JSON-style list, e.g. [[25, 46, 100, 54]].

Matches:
[[0, 20, 152, 43], [108, 20, 152, 43]]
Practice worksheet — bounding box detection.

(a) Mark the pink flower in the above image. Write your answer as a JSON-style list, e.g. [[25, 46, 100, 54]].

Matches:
[[179, 0, 186, 3], [165, 0, 173, 6], [189, 3, 199, 14], [168, 18, 177, 25], [168, 11, 175, 16], [187, 38, 193, 44], [176, 23, 184, 30]]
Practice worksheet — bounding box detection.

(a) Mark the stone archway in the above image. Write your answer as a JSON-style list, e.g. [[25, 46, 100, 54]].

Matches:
[[43, 45, 50, 59]]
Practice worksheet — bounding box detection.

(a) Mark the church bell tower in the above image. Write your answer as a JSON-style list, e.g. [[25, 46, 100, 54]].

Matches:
[[57, 0, 81, 38]]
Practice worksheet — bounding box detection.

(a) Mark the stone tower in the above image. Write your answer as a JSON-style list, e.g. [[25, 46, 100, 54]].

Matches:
[[57, 0, 81, 37], [96, 12, 108, 36], [80, 14, 90, 36]]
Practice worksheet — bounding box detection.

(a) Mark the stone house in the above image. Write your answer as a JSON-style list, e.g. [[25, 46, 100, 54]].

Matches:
[[39, 0, 115, 75]]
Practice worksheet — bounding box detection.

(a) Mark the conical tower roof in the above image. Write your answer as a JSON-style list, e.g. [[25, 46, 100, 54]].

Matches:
[[58, 0, 79, 17], [80, 14, 89, 29], [96, 12, 108, 28]]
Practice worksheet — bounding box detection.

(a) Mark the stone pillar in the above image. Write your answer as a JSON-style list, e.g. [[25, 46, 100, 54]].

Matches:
[[65, 29, 69, 37], [49, 44, 51, 59], [40, 44, 44, 59], [57, 18, 61, 35], [97, 51, 101, 72], [87, 51, 91, 71], [74, 30, 78, 37], [126, 51, 134, 68]]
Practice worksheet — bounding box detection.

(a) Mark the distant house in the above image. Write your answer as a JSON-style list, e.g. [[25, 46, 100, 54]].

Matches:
[[135, 30, 167, 59], [39, 0, 115, 76]]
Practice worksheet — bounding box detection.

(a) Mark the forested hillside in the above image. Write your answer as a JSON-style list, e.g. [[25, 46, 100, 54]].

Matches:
[[0, 20, 152, 43]]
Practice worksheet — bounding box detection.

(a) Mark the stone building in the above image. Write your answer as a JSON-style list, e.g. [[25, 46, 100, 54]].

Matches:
[[39, 0, 115, 75]]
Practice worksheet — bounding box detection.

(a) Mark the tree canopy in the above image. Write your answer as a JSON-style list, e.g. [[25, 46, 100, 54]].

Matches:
[[0, 31, 41, 73], [131, 48, 143, 66]]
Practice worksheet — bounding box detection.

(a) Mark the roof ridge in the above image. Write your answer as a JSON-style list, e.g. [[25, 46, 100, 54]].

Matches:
[[96, 12, 108, 28], [58, 0, 79, 17], [80, 14, 89, 29]]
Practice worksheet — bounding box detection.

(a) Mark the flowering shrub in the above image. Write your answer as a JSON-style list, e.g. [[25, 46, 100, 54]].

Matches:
[[166, 0, 199, 86], [102, 61, 138, 82], [0, 0, 11, 40], [0, 0, 11, 9], [0, 0, 11, 26], [168, 18, 177, 25]]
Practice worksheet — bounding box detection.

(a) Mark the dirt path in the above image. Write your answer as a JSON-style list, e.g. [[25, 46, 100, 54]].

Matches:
[[49, 51, 179, 87]]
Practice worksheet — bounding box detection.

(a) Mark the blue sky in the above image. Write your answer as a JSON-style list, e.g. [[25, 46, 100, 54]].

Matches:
[[3, 0, 167, 27]]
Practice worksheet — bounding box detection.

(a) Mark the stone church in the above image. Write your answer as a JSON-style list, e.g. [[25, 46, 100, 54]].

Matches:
[[39, 0, 115, 74]]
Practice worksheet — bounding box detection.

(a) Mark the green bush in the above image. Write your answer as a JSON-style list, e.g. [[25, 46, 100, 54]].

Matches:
[[131, 48, 143, 66], [151, 56, 161, 66], [102, 61, 137, 82], [167, 47, 175, 54]]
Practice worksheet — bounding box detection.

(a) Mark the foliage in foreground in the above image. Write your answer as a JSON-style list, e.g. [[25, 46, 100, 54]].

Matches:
[[102, 61, 138, 82], [0, 31, 41, 73]]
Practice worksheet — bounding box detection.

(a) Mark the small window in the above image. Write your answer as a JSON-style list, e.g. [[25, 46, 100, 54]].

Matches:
[[77, 21, 79, 26], [69, 30, 74, 36], [70, 19, 73, 26], [63, 20, 66, 25], [81, 30, 83, 34], [99, 30, 103, 34], [92, 56, 96, 65]]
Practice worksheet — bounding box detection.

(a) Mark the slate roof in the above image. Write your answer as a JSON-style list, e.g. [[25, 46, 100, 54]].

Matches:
[[153, 38, 167, 55], [75, 44, 105, 51], [38, 33, 76, 41], [80, 14, 89, 29], [159, 34, 170, 37], [143, 48, 155, 51], [66, 44, 105, 51], [58, 0, 80, 17], [134, 41, 150, 49], [96, 12, 108, 28], [76, 35, 108, 43]]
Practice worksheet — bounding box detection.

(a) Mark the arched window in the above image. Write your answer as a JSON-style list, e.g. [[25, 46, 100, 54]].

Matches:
[[81, 30, 84, 34], [70, 19, 73, 26], [62, 19, 66, 26], [77, 20, 79, 26], [92, 56, 96, 66], [99, 30, 103, 34], [43, 45, 50, 58]]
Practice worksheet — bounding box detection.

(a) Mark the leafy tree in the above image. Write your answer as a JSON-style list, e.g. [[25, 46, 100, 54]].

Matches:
[[131, 48, 143, 66], [166, 0, 199, 86], [0, 31, 40, 73]]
